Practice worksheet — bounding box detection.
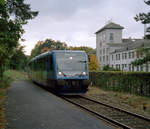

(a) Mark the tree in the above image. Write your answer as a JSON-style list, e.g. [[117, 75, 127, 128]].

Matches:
[[69, 46, 95, 54], [0, 0, 38, 78], [134, 0, 150, 38], [132, 0, 150, 66], [30, 39, 68, 58], [88, 54, 100, 71], [0, 0, 5, 5], [132, 47, 150, 66], [9, 45, 27, 70]]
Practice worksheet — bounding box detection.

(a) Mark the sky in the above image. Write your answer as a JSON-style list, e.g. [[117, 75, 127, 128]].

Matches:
[[22, 0, 149, 55]]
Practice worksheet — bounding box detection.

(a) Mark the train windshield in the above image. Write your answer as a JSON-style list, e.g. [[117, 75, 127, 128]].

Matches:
[[56, 52, 87, 76]]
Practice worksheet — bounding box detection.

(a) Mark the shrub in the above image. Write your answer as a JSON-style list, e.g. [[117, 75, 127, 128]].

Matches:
[[0, 75, 13, 89], [90, 71, 150, 97]]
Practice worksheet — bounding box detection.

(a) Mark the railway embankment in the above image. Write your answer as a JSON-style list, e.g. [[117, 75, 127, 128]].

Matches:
[[86, 86, 150, 118]]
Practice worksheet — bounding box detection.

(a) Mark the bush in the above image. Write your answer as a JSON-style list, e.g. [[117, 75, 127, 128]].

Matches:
[[0, 75, 13, 89], [90, 71, 150, 97], [103, 65, 120, 71]]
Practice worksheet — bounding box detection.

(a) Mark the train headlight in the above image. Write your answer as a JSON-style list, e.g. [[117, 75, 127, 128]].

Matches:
[[82, 72, 86, 76], [58, 72, 62, 76]]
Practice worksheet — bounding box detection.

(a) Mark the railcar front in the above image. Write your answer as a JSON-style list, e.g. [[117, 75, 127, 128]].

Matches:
[[53, 50, 90, 94]]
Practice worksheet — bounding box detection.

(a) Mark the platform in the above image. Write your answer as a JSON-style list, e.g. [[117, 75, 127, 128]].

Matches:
[[6, 80, 115, 129]]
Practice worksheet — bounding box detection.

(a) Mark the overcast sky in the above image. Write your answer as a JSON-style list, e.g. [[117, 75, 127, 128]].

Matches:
[[22, 0, 149, 55]]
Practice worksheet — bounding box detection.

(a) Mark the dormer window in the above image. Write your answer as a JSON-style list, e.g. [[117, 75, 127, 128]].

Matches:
[[110, 33, 114, 41]]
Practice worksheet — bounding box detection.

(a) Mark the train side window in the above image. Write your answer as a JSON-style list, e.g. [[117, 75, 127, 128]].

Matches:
[[44, 57, 46, 70], [49, 55, 53, 70]]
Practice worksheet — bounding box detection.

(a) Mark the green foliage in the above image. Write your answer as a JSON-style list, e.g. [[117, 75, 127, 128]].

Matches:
[[103, 65, 120, 71], [31, 39, 68, 58], [69, 46, 95, 54], [132, 47, 150, 66], [0, 72, 13, 88], [88, 54, 100, 71], [0, 0, 38, 77], [133, 0, 150, 65], [4, 70, 28, 81], [0, 0, 5, 6], [9, 45, 27, 70], [134, 0, 150, 34], [90, 71, 150, 97]]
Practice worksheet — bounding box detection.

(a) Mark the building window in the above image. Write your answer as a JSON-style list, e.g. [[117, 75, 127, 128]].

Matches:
[[103, 56, 105, 62], [100, 42, 102, 47], [137, 66, 139, 71], [125, 64, 127, 68], [103, 48, 105, 55], [106, 55, 109, 61], [116, 54, 120, 60], [132, 52, 135, 58], [112, 65, 114, 68], [100, 50, 102, 55], [129, 64, 131, 71], [122, 53, 124, 60], [118, 54, 120, 60], [122, 64, 124, 70], [110, 33, 114, 41], [116, 54, 118, 60], [124, 53, 126, 59], [118, 64, 120, 70], [99, 57, 101, 62], [129, 52, 131, 59], [132, 65, 134, 72], [106, 48, 109, 54], [116, 64, 118, 69], [112, 55, 114, 61]]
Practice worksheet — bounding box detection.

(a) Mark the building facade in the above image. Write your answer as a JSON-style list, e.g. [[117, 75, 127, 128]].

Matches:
[[96, 22, 150, 72]]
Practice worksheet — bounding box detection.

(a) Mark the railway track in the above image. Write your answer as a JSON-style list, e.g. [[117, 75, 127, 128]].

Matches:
[[62, 95, 150, 129]]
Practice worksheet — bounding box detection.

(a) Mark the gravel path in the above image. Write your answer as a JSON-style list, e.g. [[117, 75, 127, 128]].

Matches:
[[5, 80, 115, 129]]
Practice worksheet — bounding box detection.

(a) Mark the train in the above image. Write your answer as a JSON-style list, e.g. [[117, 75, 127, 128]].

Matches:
[[27, 50, 90, 95]]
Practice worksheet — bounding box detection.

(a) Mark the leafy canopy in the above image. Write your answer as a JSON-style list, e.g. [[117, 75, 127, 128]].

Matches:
[[0, 0, 38, 77], [31, 39, 67, 58], [88, 54, 100, 71], [132, 0, 150, 66], [134, 0, 150, 36]]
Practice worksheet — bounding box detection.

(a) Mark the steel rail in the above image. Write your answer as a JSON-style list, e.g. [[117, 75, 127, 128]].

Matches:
[[62, 95, 150, 129], [82, 95, 150, 122], [62, 96, 132, 129]]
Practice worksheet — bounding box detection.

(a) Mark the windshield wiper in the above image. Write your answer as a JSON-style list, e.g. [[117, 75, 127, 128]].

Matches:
[[78, 61, 87, 63]]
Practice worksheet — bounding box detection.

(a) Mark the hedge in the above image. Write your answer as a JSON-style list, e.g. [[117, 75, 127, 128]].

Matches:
[[90, 71, 150, 97]]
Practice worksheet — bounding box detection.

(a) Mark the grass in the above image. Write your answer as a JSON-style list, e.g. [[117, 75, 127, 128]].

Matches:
[[0, 70, 28, 129], [87, 86, 150, 117], [0, 88, 7, 129], [4, 70, 28, 81], [0, 75, 12, 129]]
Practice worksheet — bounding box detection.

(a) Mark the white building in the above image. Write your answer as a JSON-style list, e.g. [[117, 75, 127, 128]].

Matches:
[[95, 22, 150, 71]]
